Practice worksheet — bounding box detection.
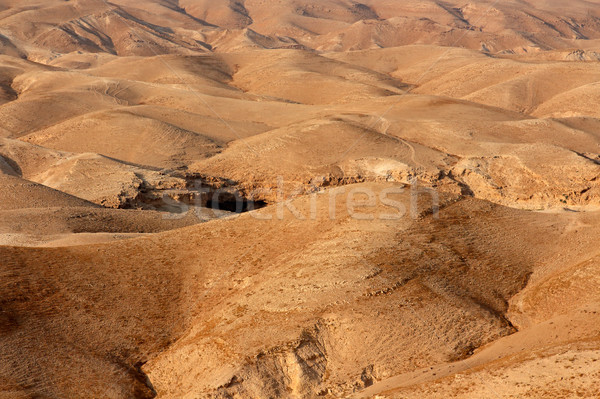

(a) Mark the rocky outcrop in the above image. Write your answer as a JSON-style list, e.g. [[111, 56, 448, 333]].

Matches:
[[214, 327, 329, 398]]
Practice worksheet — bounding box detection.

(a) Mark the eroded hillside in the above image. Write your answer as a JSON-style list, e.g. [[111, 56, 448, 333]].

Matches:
[[1, 1, 600, 398]]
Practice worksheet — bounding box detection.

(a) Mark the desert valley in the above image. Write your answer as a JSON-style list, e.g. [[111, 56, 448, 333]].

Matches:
[[1, 0, 600, 398]]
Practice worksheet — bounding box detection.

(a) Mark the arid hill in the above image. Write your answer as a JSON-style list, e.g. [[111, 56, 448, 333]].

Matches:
[[1, 1, 600, 398]]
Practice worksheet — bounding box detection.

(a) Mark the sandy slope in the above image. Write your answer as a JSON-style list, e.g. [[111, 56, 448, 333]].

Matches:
[[1, 0, 600, 398], [2, 185, 600, 398]]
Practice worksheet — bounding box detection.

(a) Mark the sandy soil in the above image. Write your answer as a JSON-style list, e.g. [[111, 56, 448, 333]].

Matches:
[[1, 1, 600, 398]]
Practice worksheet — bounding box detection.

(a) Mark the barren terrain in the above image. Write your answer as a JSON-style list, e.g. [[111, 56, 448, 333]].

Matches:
[[1, 1, 600, 398]]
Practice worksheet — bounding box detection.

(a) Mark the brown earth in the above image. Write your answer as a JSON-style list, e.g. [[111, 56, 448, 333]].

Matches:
[[1, 1, 600, 398]]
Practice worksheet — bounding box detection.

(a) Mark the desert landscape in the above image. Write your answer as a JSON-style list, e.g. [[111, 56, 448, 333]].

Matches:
[[1, 0, 600, 398]]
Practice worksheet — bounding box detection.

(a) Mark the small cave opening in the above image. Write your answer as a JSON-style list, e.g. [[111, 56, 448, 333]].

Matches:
[[208, 192, 268, 213]]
